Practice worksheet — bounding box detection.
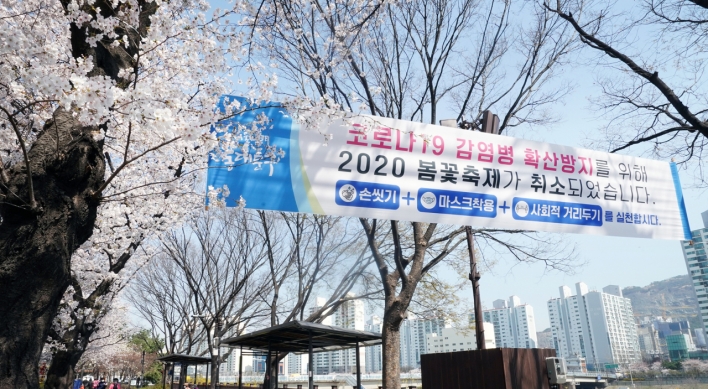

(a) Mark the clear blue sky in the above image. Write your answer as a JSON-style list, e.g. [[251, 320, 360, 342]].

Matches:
[[159, 0, 706, 333], [466, 68, 707, 331]]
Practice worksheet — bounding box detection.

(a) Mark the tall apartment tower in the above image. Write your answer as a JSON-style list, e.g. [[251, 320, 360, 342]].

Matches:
[[364, 314, 447, 372], [547, 282, 640, 369], [681, 210, 708, 337], [483, 296, 538, 348], [364, 316, 383, 373], [400, 315, 447, 368], [308, 294, 365, 374]]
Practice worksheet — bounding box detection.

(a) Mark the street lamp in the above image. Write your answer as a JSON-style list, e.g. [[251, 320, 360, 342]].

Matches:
[[625, 362, 635, 388], [140, 350, 145, 388]]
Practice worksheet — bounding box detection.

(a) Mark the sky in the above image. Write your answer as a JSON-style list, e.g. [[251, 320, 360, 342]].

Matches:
[[230, 3, 707, 332], [127, 0, 707, 335], [463, 71, 708, 331]]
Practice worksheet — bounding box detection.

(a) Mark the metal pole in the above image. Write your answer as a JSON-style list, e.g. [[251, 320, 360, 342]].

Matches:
[[239, 347, 243, 389], [274, 350, 279, 389], [265, 348, 272, 389], [466, 226, 485, 350], [161, 363, 167, 389], [355, 341, 361, 389], [308, 333, 314, 389], [206, 363, 210, 389], [140, 351, 145, 388]]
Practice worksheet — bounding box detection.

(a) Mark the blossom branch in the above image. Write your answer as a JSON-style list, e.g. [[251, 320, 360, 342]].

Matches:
[[0, 106, 37, 209], [93, 136, 181, 197]]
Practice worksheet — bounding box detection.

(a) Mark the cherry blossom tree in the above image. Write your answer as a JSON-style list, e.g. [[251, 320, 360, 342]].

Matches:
[[0, 0, 283, 387]]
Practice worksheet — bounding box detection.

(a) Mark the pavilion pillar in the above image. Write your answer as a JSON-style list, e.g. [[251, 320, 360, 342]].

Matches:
[[308, 333, 314, 389], [265, 348, 272, 389], [239, 346, 243, 389], [355, 340, 361, 389], [274, 350, 279, 389]]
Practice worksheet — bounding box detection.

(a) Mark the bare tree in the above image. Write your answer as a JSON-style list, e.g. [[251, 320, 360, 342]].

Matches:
[[160, 208, 270, 389], [128, 253, 213, 389], [131, 209, 377, 389], [256, 212, 376, 326], [128, 254, 204, 357], [248, 0, 577, 388], [254, 212, 378, 387], [545, 0, 708, 184]]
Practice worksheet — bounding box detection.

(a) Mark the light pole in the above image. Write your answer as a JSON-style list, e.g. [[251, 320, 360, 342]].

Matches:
[[626, 362, 635, 387], [140, 350, 145, 388]]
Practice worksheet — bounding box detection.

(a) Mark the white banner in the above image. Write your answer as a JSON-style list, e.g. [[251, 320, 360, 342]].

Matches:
[[208, 97, 692, 240]]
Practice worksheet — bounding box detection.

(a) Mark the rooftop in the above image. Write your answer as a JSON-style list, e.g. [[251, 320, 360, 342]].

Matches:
[[221, 320, 382, 353]]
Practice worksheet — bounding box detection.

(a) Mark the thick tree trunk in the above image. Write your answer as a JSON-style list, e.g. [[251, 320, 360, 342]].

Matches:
[[44, 316, 94, 389], [0, 108, 106, 389], [210, 355, 219, 389], [0, 1, 156, 386], [43, 348, 80, 389], [381, 294, 406, 389]]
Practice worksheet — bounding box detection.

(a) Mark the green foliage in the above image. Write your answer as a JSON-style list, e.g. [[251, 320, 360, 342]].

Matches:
[[130, 329, 164, 353], [663, 360, 683, 370], [129, 330, 164, 383], [144, 361, 163, 384]]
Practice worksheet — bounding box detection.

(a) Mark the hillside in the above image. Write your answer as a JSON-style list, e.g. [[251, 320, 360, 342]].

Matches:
[[622, 274, 700, 327]]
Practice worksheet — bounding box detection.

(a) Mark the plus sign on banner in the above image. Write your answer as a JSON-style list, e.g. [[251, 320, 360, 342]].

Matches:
[[207, 96, 691, 241]]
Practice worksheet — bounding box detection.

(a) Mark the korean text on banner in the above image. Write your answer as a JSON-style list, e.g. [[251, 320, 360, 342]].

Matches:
[[207, 96, 692, 241]]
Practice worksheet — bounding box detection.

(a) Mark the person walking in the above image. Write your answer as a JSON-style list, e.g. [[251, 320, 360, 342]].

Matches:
[[108, 378, 121, 389], [96, 377, 107, 389]]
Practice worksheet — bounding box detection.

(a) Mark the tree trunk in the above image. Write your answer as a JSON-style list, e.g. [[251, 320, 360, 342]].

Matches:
[[0, 108, 106, 389], [381, 308, 403, 389], [0, 1, 156, 386], [44, 317, 94, 389], [210, 355, 219, 389], [44, 349, 80, 389]]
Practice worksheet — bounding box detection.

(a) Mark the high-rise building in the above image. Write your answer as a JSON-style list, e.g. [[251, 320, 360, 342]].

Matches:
[[547, 282, 640, 369], [425, 323, 496, 353], [401, 315, 448, 368], [483, 296, 538, 349], [303, 295, 366, 375], [287, 352, 308, 375], [364, 314, 447, 372], [364, 316, 382, 373], [680, 210, 708, 337], [636, 323, 661, 360]]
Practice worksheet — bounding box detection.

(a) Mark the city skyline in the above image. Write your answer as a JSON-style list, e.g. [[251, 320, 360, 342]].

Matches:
[[474, 200, 705, 331], [680, 210, 708, 337]]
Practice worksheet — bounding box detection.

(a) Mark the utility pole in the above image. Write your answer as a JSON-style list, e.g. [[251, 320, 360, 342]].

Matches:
[[440, 110, 499, 351], [466, 226, 485, 350]]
